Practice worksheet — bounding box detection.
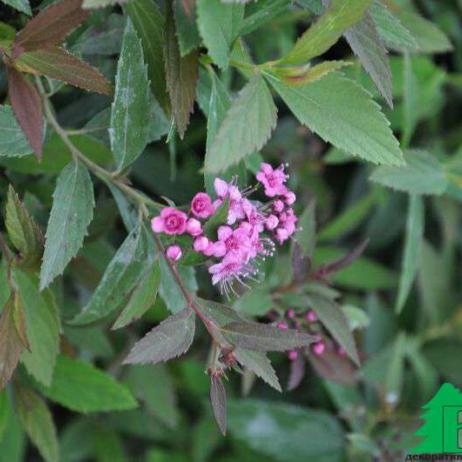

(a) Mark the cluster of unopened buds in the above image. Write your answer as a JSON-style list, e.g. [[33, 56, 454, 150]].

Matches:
[[275, 308, 346, 361], [151, 163, 298, 294]]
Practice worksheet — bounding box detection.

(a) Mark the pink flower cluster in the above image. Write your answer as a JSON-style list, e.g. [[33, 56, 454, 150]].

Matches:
[[151, 163, 298, 294]]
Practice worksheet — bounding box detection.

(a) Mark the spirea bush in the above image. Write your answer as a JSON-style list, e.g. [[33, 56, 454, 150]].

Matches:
[[0, 0, 460, 460]]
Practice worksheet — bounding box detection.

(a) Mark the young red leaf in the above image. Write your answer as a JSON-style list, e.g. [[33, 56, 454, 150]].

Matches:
[[210, 375, 227, 435], [16, 47, 112, 95], [164, 0, 198, 138], [0, 295, 25, 390], [13, 0, 88, 58], [287, 351, 305, 391], [7, 66, 44, 159]]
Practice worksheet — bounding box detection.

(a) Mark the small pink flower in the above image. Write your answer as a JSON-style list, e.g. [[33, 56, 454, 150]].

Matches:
[[166, 245, 182, 261], [186, 218, 202, 236], [288, 350, 298, 361], [287, 309, 295, 319], [191, 192, 214, 219], [151, 207, 187, 235], [211, 241, 227, 258], [277, 321, 288, 330], [312, 340, 325, 356], [256, 163, 288, 197], [213, 178, 245, 225], [266, 215, 279, 230], [209, 255, 243, 285], [284, 191, 296, 205], [193, 236, 209, 252], [305, 310, 317, 322], [217, 225, 251, 261]]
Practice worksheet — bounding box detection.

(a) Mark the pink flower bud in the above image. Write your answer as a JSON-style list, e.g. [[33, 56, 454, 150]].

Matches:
[[186, 218, 202, 236], [276, 227, 289, 244], [273, 200, 285, 213], [151, 216, 164, 233], [266, 214, 279, 230], [166, 245, 182, 261], [288, 350, 298, 361], [193, 236, 209, 253], [305, 310, 317, 322], [212, 241, 227, 258], [312, 340, 325, 356], [214, 178, 229, 197], [284, 191, 296, 205], [277, 321, 288, 330], [287, 309, 295, 319]]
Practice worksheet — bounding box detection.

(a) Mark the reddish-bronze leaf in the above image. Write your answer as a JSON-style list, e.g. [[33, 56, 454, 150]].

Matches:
[[164, 0, 198, 138], [0, 295, 25, 390], [13, 0, 88, 58], [16, 47, 112, 95], [7, 66, 44, 159]]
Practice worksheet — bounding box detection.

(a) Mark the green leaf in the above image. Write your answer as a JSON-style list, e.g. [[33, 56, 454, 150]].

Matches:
[[370, 149, 448, 195], [279, 0, 372, 65], [82, 0, 123, 7], [306, 293, 359, 365], [110, 19, 152, 171], [345, 11, 392, 107], [401, 52, 418, 147], [222, 321, 315, 352], [159, 258, 197, 313], [40, 160, 95, 289], [370, 1, 418, 51], [234, 349, 281, 392], [203, 69, 247, 194], [269, 72, 403, 166], [5, 185, 43, 268], [38, 355, 137, 413], [125, 364, 179, 428], [210, 375, 227, 435], [296, 201, 316, 258], [72, 225, 154, 325], [233, 287, 273, 317], [395, 195, 424, 313], [124, 0, 168, 111], [0, 392, 6, 440], [174, 0, 201, 56], [314, 246, 397, 290], [0, 0, 31, 14], [197, 0, 244, 69], [0, 392, 25, 462], [423, 339, 462, 386], [205, 75, 277, 173], [14, 269, 60, 387], [0, 133, 111, 175], [228, 400, 345, 462], [397, 10, 452, 54], [165, 1, 199, 138], [112, 259, 160, 329], [240, 0, 291, 36], [16, 387, 58, 462], [0, 105, 32, 158], [318, 191, 377, 242], [123, 308, 196, 365]]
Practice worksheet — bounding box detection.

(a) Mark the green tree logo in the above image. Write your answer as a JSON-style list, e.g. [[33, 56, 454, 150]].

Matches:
[[411, 383, 462, 454]]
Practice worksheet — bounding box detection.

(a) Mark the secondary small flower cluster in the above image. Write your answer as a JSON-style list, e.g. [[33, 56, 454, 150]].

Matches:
[[151, 163, 298, 294]]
